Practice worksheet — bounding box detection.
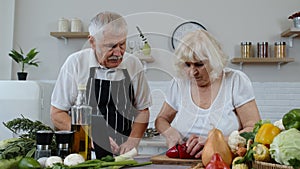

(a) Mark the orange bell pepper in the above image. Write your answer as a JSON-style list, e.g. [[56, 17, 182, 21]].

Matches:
[[254, 123, 281, 145]]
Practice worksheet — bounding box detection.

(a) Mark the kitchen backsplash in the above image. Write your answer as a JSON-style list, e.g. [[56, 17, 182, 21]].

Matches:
[[253, 82, 300, 122]]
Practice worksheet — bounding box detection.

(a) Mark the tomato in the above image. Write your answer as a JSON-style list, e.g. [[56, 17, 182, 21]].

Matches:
[[18, 157, 41, 169]]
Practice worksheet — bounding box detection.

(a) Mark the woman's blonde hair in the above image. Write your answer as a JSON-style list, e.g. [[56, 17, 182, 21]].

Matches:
[[174, 29, 228, 81]]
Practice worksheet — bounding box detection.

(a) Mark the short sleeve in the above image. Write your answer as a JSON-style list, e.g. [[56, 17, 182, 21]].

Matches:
[[131, 70, 152, 110], [124, 54, 152, 110], [165, 78, 181, 111], [51, 60, 78, 111], [232, 70, 255, 108]]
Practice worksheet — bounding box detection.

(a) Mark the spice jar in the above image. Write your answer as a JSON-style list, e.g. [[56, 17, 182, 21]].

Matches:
[[274, 42, 286, 58], [241, 42, 252, 58], [257, 42, 268, 58], [58, 17, 69, 32], [71, 18, 82, 32]]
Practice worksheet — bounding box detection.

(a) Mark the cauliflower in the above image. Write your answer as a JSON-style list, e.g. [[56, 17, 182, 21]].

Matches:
[[45, 156, 63, 167], [228, 131, 246, 154], [64, 153, 85, 166], [273, 119, 285, 131]]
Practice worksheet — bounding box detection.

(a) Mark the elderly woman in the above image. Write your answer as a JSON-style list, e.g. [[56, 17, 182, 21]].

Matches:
[[155, 29, 261, 158]]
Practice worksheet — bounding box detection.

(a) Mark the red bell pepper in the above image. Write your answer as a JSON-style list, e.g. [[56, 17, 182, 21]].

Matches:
[[178, 143, 194, 159], [166, 144, 179, 158], [166, 142, 195, 159], [205, 153, 230, 169]]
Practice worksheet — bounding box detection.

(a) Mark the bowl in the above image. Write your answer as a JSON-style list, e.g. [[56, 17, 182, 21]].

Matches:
[[293, 17, 300, 28]]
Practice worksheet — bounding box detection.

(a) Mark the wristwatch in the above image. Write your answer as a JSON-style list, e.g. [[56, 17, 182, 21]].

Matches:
[[171, 21, 206, 50]]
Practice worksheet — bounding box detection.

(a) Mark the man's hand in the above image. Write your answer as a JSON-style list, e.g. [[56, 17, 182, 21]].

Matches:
[[119, 137, 140, 154], [109, 137, 120, 154]]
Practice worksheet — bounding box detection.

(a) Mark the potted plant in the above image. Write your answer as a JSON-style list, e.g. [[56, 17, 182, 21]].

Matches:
[[8, 47, 40, 80], [288, 11, 300, 28]]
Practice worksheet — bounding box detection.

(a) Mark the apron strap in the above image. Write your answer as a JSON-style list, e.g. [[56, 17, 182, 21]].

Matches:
[[86, 67, 98, 115], [122, 69, 135, 106]]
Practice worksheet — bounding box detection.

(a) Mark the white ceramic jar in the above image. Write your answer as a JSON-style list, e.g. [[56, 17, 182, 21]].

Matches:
[[58, 18, 69, 32], [71, 18, 82, 32]]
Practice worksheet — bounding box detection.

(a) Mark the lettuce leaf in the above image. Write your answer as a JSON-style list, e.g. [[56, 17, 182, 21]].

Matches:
[[269, 128, 300, 167]]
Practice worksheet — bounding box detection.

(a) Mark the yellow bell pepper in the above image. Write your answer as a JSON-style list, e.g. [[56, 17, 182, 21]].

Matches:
[[254, 123, 280, 145], [253, 144, 270, 162]]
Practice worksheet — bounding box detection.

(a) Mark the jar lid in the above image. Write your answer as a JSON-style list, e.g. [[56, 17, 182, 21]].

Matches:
[[241, 42, 252, 45], [257, 42, 268, 45], [59, 17, 68, 21], [71, 18, 80, 21], [275, 41, 286, 45]]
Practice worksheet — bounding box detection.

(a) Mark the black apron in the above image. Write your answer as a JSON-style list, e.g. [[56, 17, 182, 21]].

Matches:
[[86, 67, 137, 158]]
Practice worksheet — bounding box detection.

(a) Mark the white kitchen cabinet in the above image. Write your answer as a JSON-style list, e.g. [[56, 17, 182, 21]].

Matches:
[[0, 80, 56, 140], [0, 81, 42, 140]]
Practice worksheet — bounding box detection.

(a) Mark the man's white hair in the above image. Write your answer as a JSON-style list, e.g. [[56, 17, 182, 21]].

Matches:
[[88, 11, 128, 38]]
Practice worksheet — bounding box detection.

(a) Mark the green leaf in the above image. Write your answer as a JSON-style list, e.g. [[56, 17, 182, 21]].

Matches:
[[240, 131, 256, 142], [253, 119, 271, 133], [25, 148, 36, 158], [8, 47, 40, 72], [288, 158, 300, 169]]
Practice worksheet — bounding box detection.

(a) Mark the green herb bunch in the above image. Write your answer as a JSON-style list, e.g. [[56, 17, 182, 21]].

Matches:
[[0, 138, 35, 160], [3, 114, 53, 139], [2, 115, 57, 155]]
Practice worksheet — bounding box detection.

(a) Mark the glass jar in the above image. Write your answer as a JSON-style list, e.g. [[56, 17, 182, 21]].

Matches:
[[71, 18, 82, 32], [257, 42, 268, 58], [241, 42, 252, 58], [274, 42, 286, 58], [58, 18, 69, 32]]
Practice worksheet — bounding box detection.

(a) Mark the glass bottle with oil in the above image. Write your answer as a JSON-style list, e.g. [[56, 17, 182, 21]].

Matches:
[[71, 85, 92, 160]]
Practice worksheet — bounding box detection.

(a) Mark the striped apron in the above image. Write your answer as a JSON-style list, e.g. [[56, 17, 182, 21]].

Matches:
[[86, 67, 137, 157]]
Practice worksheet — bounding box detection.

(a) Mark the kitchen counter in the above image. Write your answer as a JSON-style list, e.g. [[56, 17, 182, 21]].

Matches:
[[128, 155, 193, 169], [138, 135, 168, 155]]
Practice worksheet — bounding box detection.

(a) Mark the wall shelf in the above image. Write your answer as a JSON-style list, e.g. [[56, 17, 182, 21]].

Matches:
[[50, 32, 89, 44], [281, 28, 300, 47], [231, 57, 295, 70]]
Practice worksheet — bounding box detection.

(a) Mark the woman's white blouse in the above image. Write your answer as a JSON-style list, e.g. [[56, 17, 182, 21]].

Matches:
[[166, 68, 255, 138]]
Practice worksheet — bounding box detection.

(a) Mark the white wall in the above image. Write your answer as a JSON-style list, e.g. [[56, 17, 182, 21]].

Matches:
[[0, 0, 14, 79], [1, 0, 300, 82]]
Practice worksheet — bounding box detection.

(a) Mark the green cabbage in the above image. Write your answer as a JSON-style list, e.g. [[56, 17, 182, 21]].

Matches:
[[269, 128, 300, 165]]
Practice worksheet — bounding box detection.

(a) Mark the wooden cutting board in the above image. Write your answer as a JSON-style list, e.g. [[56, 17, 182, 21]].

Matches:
[[150, 155, 203, 166]]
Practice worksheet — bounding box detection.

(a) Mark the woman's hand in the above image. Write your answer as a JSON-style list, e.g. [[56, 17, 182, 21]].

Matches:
[[162, 127, 183, 148], [186, 134, 206, 158]]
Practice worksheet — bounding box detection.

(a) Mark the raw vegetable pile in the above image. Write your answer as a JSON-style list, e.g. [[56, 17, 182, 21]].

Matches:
[[230, 109, 300, 169], [0, 115, 152, 169]]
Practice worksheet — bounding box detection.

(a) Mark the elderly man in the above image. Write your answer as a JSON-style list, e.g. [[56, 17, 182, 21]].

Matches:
[[51, 11, 151, 158]]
